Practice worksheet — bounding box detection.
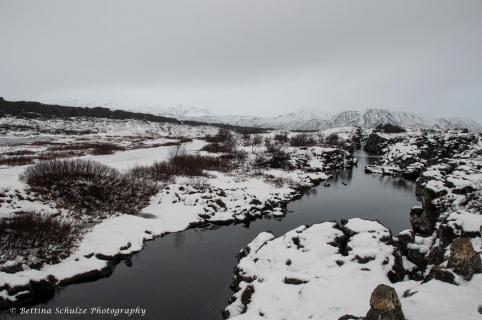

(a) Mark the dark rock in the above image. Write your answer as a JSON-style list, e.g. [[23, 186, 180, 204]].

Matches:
[[124, 258, 133, 267], [249, 198, 262, 205], [338, 315, 364, 320], [395, 231, 412, 256], [217, 190, 227, 197], [221, 309, 230, 319], [387, 249, 405, 283], [240, 285, 255, 308], [406, 246, 427, 271], [402, 289, 417, 298], [422, 266, 456, 285], [0, 262, 24, 273], [58, 264, 114, 286], [365, 284, 405, 320], [410, 206, 436, 236], [291, 236, 304, 249], [364, 133, 388, 154], [353, 255, 375, 264], [425, 243, 447, 266], [29, 278, 56, 302], [283, 277, 308, 285], [215, 198, 227, 209], [447, 238, 481, 280]]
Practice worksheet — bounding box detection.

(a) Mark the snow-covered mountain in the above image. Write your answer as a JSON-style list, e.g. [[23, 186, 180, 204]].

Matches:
[[54, 97, 481, 131], [168, 108, 482, 132], [153, 104, 213, 119]]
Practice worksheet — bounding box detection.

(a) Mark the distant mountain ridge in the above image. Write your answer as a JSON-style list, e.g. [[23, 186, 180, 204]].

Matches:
[[158, 107, 482, 132], [31, 97, 482, 131], [0, 98, 267, 133]]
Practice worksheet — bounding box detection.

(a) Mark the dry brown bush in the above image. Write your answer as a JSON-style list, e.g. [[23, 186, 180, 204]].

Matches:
[[290, 133, 317, 147], [0, 212, 79, 267], [131, 154, 233, 181], [21, 159, 159, 217]]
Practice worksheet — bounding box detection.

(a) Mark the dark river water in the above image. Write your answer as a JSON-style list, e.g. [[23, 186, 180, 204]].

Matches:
[[1, 151, 419, 320]]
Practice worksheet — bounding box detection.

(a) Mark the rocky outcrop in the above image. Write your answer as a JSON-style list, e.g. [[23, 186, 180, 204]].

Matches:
[[224, 219, 407, 319], [364, 133, 390, 154], [365, 129, 481, 283]]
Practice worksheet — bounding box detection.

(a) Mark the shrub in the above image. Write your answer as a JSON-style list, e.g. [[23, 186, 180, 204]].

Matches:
[[131, 154, 233, 181], [176, 137, 194, 144], [252, 134, 263, 146], [290, 133, 317, 147], [274, 132, 289, 143], [38, 150, 85, 160], [253, 153, 268, 168], [375, 123, 406, 133], [325, 133, 341, 146], [21, 159, 159, 217], [264, 136, 273, 148], [231, 149, 248, 162], [204, 129, 237, 153], [49, 143, 125, 155], [268, 150, 291, 169], [264, 175, 295, 188], [250, 134, 263, 152], [0, 212, 79, 267], [206, 129, 233, 143], [0, 156, 34, 166], [90, 143, 125, 155], [186, 177, 210, 190], [4, 150, 36, 156], [266, 142, 281, 154], [171, 154, 232, 173], [202, 141, 237, 154], [201, 143, 226, 153], [261, 143, 291, 168]]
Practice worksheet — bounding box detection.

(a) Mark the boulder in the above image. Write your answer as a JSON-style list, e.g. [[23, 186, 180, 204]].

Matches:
[[447, 238, 481, 280], [365, 284, 405, 320]]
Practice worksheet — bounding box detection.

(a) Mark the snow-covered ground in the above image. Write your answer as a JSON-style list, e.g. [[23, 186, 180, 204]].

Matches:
[[2, 116, 479, 317], [0, 116, 217, 138], [80, 139, 207, 170], [224, 219, 481, 320]]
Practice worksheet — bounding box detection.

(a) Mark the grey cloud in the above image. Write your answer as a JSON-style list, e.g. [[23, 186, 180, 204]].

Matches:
[[1, 0, 481, 120]]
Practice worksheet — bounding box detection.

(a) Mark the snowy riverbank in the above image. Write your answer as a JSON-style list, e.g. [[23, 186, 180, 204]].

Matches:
[[0, 121, 359, 309]]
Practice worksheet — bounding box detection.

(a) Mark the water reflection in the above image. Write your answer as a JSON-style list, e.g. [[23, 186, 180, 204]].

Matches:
[[174, 232, 185, 249]]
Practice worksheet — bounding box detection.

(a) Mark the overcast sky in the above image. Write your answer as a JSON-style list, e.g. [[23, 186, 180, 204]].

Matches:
[[1, 0, 481, 120]]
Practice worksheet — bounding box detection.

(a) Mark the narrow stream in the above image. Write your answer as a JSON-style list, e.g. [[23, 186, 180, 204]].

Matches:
[[6, 151, 419, 320]]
